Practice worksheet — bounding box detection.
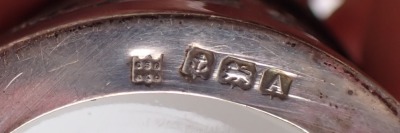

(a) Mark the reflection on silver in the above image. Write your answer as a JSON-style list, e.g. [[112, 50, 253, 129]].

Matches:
[[12, 92, 308, 133]]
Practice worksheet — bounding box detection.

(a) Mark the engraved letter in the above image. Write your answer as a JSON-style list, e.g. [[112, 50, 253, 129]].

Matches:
[[259, 68, 293, 100]]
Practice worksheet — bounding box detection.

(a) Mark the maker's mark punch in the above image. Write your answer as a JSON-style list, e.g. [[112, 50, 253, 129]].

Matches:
[[132, 54, 163, 85]]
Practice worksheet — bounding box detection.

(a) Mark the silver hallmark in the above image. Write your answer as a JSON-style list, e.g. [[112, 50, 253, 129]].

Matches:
[[259, 68, 293, 100], [132, 54, 163, 85], [178, 46, 294, 99], [217, 57, 256, 90], [180, 47, 215, 80]]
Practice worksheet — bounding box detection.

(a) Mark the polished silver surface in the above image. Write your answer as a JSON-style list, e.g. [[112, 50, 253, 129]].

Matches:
[[0, 14, 399, 132]]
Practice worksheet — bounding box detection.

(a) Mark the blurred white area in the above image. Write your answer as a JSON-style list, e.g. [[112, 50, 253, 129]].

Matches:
[[308, 0, 344, 19], [13, 92, 306, 133]]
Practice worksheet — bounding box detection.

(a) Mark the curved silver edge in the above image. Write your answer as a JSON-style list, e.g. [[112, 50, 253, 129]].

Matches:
[[12, 91, 309, 133], [0, 13, 398, 133]]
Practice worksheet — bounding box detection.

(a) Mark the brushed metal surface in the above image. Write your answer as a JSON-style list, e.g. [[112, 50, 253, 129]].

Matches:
[[0, 14, 399, 132]]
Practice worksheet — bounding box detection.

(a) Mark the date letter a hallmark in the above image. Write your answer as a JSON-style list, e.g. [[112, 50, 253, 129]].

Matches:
[[259, 68, 293, 100]]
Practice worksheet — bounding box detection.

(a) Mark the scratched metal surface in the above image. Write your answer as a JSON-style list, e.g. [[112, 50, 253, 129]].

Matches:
[[0, 14, 399, 132]]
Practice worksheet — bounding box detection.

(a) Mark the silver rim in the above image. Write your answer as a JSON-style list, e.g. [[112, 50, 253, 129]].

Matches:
[[0, 14, 399, 132]]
